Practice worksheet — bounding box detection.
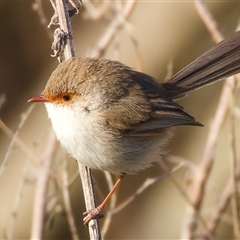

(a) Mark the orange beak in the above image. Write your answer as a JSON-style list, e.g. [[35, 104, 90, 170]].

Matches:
[[28, 94, 49, 103]]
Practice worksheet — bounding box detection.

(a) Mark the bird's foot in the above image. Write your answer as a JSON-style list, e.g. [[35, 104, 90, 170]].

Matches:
[[83, 206, 104, 226]]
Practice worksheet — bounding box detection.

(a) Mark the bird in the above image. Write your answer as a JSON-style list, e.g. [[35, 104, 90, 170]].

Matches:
[[28, 31, 240, 225]]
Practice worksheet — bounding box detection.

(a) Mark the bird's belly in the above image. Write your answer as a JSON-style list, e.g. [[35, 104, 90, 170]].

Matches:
[[45, 103, 124, 171], [45, 103, 170, 174]]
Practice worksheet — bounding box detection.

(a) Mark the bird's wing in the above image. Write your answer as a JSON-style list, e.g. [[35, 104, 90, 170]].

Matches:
[[101, 71, 202, 137]]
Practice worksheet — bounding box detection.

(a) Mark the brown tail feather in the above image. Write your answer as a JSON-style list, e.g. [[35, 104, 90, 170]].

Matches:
[[163, 31, 240, 99]]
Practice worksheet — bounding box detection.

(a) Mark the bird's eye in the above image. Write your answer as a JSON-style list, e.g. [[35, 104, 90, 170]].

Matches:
[[63, 94, 71, 101]]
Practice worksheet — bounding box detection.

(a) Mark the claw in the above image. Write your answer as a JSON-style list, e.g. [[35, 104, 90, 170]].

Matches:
[[83, 206, 104, 226], [82, 174, 126, 226]]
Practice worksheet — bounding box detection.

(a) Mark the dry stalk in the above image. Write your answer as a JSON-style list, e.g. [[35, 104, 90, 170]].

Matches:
[[182, 1, 239, 239]]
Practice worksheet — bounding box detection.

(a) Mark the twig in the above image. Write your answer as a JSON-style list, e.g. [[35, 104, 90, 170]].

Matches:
[[83, 0, 111, 20], [194, 0, 223, 42], [203, 162, 240, 239], [7, 161, 32, 239], [31, 130, 57, 239], [182, 2, 235, 239], [182, 75, 234, 239], [182, 0, 237, 239], [88, 0, 136, 58], [111, 162, 185, 215], [54, 0, 75, 60], [78, 165, 101, 239], [0, 119, 38, 162], [0, 105, 34, 177], [0, 118, 59, 182], [101, 171, 116, 238], [125, 22, 143, 71], [62, 156, 80, 240], [32, 0, 52, 38], [229, 79, 240, 239]]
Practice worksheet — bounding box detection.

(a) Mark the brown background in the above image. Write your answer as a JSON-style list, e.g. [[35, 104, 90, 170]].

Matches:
[[0, 1, 240, 239]]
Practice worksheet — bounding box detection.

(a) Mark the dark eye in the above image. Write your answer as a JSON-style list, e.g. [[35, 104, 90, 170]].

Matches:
[[63, 94, 71, 101]]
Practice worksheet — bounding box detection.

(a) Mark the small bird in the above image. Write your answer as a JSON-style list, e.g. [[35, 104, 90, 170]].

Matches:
[[29, 31, 240, 225]]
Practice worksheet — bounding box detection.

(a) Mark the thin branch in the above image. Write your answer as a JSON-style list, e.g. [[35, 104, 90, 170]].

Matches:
[[182, 76, 234, 239], [203, 163, 240, 239], [83, 0, 111, 20], [0, 118, 38, 164], [32, 0, 52, 38], [125, 22, 143, 71], [101, 171, 116, 238], [229, 79, 240, 239], [31, 130, 57, 239], [111, 162, 185, 215], [182, 2, 235, 239], [7, 161, 32, 240], [0, 105, 34, 177], [194, 0, 223, 42], [78, 165, 101, 239], [0, 118, 60, 182], [88, 0, 136, 58], [55, 0, 75, 59], [62, 156, 80, 240]]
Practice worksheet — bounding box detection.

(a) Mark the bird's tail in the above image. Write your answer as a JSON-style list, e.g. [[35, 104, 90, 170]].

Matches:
[[163, 31, 240, 99]]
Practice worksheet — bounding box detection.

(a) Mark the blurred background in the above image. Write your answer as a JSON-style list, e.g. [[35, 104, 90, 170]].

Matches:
[[0, 0, 240, 239]]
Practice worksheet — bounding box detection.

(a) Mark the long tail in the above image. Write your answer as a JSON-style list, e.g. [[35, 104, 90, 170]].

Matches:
[[163, 31, 240, 99]]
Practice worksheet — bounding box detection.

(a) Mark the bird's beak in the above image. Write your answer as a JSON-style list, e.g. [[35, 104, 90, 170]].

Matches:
[[28, 94, 49, 103]]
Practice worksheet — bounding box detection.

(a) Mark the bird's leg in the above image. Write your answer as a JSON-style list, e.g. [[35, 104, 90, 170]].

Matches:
[[83, 173, 126, 226]]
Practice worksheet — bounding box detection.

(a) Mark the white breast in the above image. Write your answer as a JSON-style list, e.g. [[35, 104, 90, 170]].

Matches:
[[45, 102, 108, 169]]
